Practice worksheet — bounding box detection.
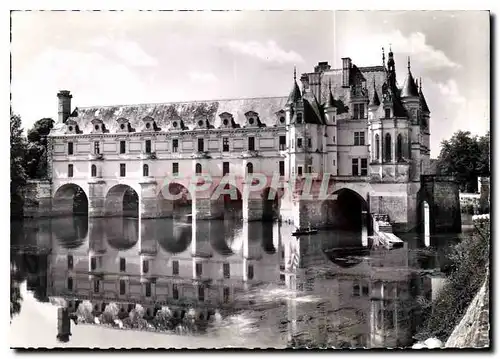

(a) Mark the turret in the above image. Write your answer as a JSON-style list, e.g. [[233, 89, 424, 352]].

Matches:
[[324, 80, 338, 175]]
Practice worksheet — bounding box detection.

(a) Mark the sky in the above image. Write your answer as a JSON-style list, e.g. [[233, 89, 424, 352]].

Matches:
[[10, 10, 490, 157]]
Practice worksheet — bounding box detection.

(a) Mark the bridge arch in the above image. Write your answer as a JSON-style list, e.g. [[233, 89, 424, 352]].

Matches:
[[157, 181, 193, 218], [53, 183, 88, 216], [212, 183, 243, 220], [322, 188, 371, 232], [105, 184, 139, 218], [261, 187, 283, 221]]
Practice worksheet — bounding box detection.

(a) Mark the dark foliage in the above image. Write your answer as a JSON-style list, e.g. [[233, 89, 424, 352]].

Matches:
[[25, 118, 54, 179]]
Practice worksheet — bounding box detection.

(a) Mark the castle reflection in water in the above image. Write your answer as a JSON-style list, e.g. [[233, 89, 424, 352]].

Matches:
[[12, 215, 440, 348]]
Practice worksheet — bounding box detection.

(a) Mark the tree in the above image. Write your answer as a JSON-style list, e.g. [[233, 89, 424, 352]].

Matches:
[[436, 130, 489, 193], [11, 114, 27, 217], [25, 118, 54, 179]]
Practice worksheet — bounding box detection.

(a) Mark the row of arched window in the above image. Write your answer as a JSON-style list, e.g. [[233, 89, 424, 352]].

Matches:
[[374, 133, 404, 162], [90, 162, 258, 178]]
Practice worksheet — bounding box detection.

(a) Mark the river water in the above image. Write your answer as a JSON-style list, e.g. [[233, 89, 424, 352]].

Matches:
[[9, 215, 469, 349]]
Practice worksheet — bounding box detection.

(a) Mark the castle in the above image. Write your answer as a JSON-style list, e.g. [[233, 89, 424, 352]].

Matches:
[[24, 48, 447, 233]]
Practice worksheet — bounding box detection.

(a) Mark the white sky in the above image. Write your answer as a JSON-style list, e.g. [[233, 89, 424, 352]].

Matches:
[[10, 10, 490, 157]]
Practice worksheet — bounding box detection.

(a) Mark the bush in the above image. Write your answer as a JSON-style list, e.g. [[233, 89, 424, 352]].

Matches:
[[101, 302, 119, 324], [152, 306, 175, 331], [76, 301, 94, 323], [415, 219, 490, 342], [125, 304, 149, 329]]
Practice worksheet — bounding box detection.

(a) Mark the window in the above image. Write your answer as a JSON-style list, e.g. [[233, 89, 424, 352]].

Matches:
[[120, 163, 126, 177], [385, 108, 391, 118], [360, 159, 368, 176], [172, 260, 179, 275], [385, 133, 392, 161], [172, 284, 179, 300], [354, 132, 365, 146], [91, 257, 97, 271], [198, 138, 204, 152], [67, 277, 73, 291], [94, 280, 100, 293], [196, 262, 202, 277], [352, 158, 359, 176], [120, 140, 126, 154], [223, 263, 230, 279], [353, 103, 365, 119], [297, 138, 303, 148], [279, 136, 286, 150], [145, 282, 151, 297], [94, 141, 100, 154], [172, 162, 179, 175], [307, 138, 312, 148], [246, 162, 253, 174], [248, 137, 255, 151], [120, 280, 126, 295], [308, 166, 312, 174], [142, 259, 149, 274], [248, 265, 254, 280], [143, 164, 149, 177], [198, 286, 205, 302], [223, 287, 230, 303], [91, 164, 97, 177], [223, 162, 229, 176], [362, 283, 370, 296], [145, 139, 151, 153], [172, 139, 179, 153], [222, 138, 229, 152], [296, 113, 303, 123], [68, 142, 74, 155], [68, 164, 73, 178], [333, 136, 336, 144], [333, 159, 336, 166], [353, 283, 360, 297], [297, 166, 303, 176], [119, 258, 126, 272], [195, 163, 202, 174], [397, 134, 403, 161], [279, 161, 285, 176], [67, 255, 73, 270], [375, 134, 380, 160]]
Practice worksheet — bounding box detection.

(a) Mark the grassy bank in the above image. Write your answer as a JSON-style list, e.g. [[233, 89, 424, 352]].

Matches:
[[415, 217, 490, 342]]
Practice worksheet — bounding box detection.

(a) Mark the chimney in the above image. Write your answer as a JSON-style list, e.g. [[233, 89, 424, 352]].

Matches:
[[57, 90, 72, 123], [341, 57, 352, 88]]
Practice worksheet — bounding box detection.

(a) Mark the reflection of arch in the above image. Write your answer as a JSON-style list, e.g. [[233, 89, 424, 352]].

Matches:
[[53, 183, 88, 216], [261, 222, 276, 254], [385, 133, 392, 162], [322, 247, 369, 268], [155, 219, 192, 254], [321, 188, 371, 232], [105, 185, 139, 218], [52, 216, 89, 249], [104, 217, 139, 250], [209, 220, 243, 256], [261, 187, 282, 221]]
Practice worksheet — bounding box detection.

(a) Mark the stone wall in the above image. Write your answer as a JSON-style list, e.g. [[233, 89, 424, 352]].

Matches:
[[445, 269, 490, 348], [22, 180, 53, 217]]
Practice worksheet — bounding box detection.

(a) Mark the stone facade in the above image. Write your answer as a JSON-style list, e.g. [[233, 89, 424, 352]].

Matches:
[[26, 49, 441, 233]]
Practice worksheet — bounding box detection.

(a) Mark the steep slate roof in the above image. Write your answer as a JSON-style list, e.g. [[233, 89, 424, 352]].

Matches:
[[51, 96, 288, 135], [401, 69, 419, 98]]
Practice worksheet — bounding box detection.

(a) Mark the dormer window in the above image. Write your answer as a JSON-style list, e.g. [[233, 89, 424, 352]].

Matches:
[[117, 118, 131, 133], [195, 117, 210, 129], [172, 121, 178, 128], [170, 119, 185, 130], [65, 119, 78, 134], [91, 119, 104, 133], [219, 112, 235, 129], [274, 110, 286, 126], [244, 111, 261, 127], [296, 113, 303, 124], [142, 116, 156, 132]]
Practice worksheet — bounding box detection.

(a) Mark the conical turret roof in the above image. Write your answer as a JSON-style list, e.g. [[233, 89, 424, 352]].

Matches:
[[370, 79, 380, 106], [286, 67, 302, 106], [401, 57, 419, 98], [419, 78, 430, 113], [325, 80, 335, 108]]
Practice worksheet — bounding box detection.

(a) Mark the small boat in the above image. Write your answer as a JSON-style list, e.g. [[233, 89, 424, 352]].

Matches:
[[292, 225, 318, 236]]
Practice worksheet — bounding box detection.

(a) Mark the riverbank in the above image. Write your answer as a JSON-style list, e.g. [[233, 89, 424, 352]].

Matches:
[[414, 215, 490, 348]]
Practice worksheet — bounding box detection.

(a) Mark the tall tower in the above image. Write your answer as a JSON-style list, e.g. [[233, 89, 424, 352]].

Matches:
[[285, 67, 304, 179], [57, 90, 72, 124], [324, 80, 338, 176], [419, 78, 431, 174]]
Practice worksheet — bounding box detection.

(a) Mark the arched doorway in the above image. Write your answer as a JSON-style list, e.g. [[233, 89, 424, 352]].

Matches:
[[53, 183, 88, 216], [322, 188, 371, 232], [105, 185, 139, 218]]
